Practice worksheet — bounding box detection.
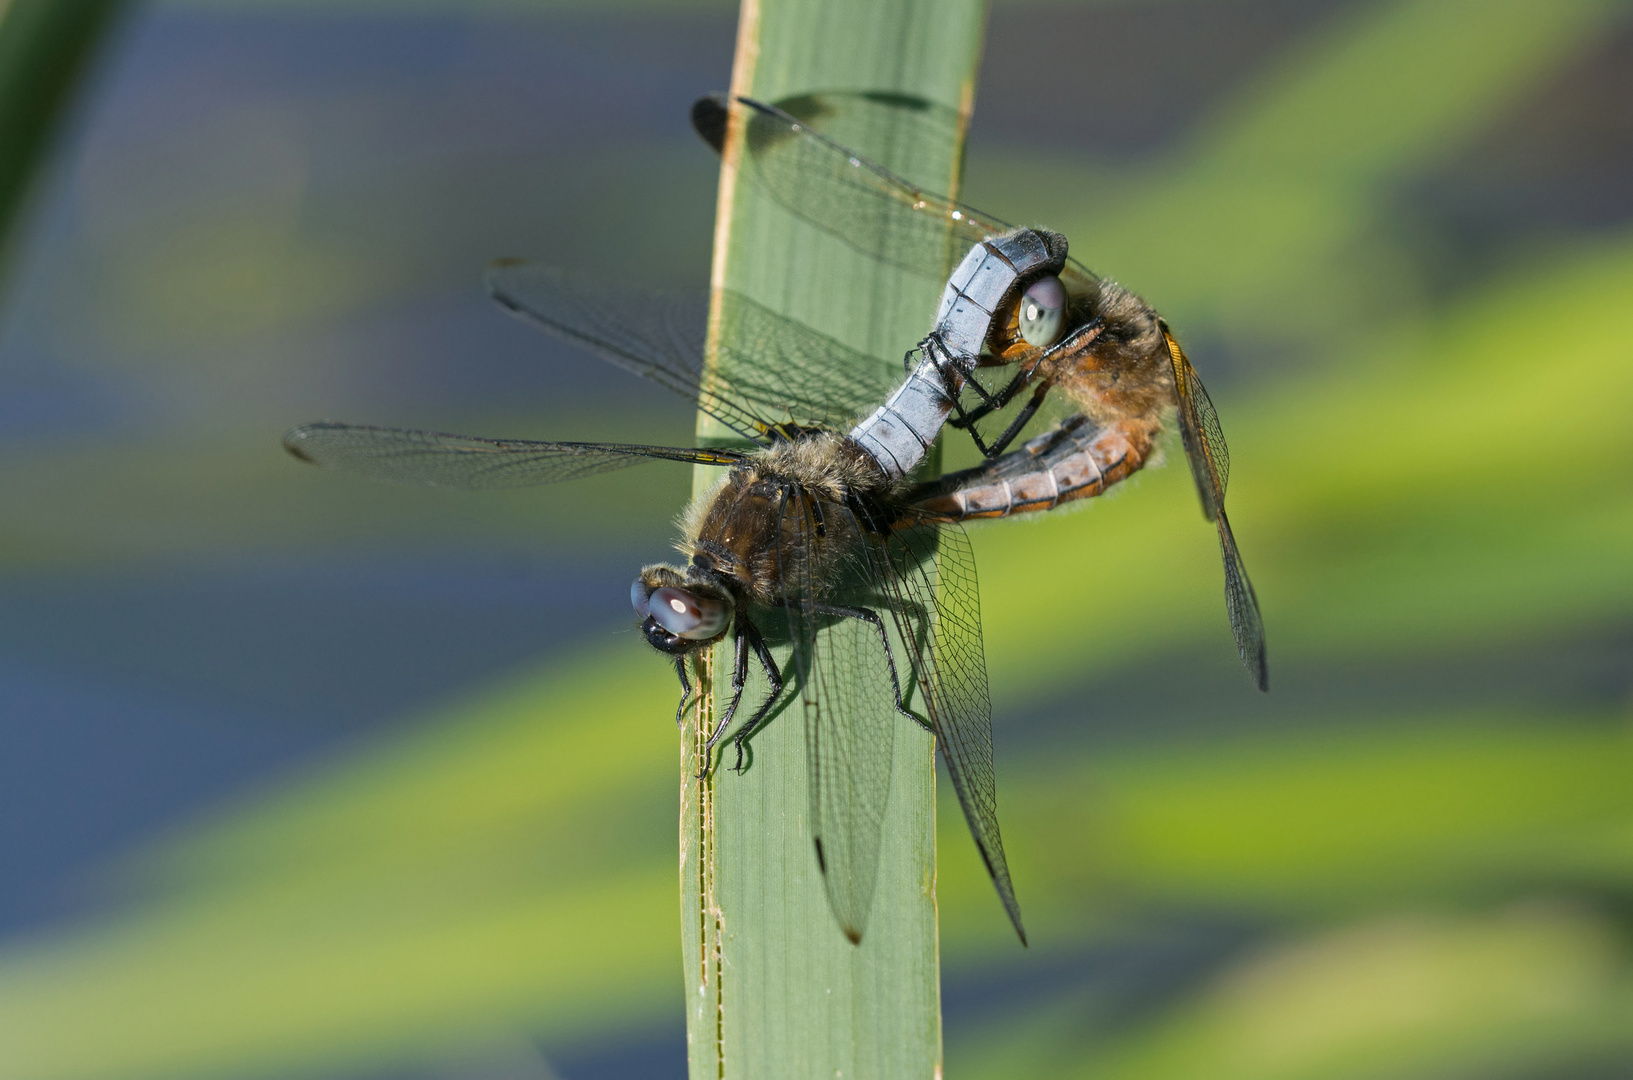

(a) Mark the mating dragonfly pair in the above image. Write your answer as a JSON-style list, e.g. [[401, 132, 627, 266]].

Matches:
[[283, 93, 1266, 947]]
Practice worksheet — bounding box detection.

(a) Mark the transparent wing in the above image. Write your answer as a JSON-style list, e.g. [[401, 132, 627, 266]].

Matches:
[[1160, 324, 1267, 690], [696, 91, 1104, 316], [858, 512, 1025, 944], [696, 93, 1011, 283], [697, 92, 1105, 291], [775, 491, 896, 944], [714, 289, 901, 429], [282, 422, 743, 490], [486, 261, 897, 433], [805, 612, 898, 944], [1163, 324, 1230, 520], [1218, 509, 1268, 692]]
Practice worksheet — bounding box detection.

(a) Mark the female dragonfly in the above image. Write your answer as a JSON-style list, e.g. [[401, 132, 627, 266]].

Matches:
[[696, 93, 1267, 691]]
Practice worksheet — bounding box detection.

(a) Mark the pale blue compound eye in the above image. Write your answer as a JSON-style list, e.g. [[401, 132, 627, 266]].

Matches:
[[648, 586, 730, 641], [630, 578, 653, 618], [1018, 274, 1068, 347]]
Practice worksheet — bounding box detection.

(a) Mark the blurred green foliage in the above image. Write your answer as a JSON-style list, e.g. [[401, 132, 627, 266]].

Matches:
[[0, 0, 122, 277], [0, 0, 1630, 1078]]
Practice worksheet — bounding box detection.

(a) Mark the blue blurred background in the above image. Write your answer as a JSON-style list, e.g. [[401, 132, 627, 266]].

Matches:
[[0, 1, 1629, 1078]]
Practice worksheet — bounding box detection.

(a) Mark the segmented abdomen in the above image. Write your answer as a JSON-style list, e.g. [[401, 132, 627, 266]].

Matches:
[[850, 228, 1068, 483], [848, 343, 961, 482], [908, 414, 1153, 522]]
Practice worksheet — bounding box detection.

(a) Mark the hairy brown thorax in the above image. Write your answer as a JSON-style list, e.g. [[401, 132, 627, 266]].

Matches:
[[679, 431, 896, 608]]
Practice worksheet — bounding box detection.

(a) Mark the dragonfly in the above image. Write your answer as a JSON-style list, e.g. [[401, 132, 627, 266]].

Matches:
[[696, 93, 1268, 691], [283, 263, 1025, 946]]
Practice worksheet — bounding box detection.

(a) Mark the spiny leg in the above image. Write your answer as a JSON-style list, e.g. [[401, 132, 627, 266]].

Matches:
[[949, 364, 1032, 431], [887, 593, 934, 716], [949, 392, 995, 457], [947, 353, 1055, 458], [729, 618, 786, 773], [837, 497, 936, 729], [807, 601, 932, 735], [697, 626, 752, 779], [671, 656, 692, 730], [914, 337, 1005, 457], [949, 321, 1099, 455], [918, 334, 1000, 413], [953, 357, 1002, 410], [982, 378, 1054, 457]]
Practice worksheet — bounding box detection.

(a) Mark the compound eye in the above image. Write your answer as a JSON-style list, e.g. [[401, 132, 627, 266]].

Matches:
[[1018, 274, 1068, 347], [630, 578, 654, 618], [648, 586, 730, 641]]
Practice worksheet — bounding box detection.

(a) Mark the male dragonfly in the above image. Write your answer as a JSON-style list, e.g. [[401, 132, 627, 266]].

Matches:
[[284, 263, 1026, 946], [696, 93, 1267, 690]]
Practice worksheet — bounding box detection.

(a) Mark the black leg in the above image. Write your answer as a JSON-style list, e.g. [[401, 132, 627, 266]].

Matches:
[[917, 337, 1002, 457], [729, 619, 786, 773], [949, 393, 994, 457], [950, 365, 1032, 430], [946, 320, 1101, 457], [807, 601, 932, 734], [943, 356, 1048, 459], [983, 379, 1054, 457], [918, 334, 1000, 412], [888, 595, 933, 712], [697, 627, 752, 778], [672, 656, 692, 729]]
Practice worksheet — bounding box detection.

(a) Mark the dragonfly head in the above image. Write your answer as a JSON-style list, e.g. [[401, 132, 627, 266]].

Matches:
[[632, 565, 733, 654]]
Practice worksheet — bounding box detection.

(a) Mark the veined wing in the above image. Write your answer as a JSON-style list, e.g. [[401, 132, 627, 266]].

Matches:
[[1160, 323, 1268, 691], [485, 261, 897, 435], [776, 490, 897, 944], [1217, 509, 1268, 692], [858, 511, 1025, 944], [1163, 323, 1229, 520], [714, 288, 901, 430], [695, 93, 1011, 283], [695, 92, 1106, 293], [282, 422, 744, 489]]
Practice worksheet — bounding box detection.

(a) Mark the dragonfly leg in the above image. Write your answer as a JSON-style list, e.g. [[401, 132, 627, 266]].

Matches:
[[729, 618, 785, 773], [892, 596, 933, 704], [672, 656, 692, 730], [948, 352, 1057, 457], [697, 627, 752, 778], [949, 394, 994, 457], [808, 601, 933, 735], [918, 334, 999, 410], [950, 365, 1031, 431], [982, 379, 1054, 458]]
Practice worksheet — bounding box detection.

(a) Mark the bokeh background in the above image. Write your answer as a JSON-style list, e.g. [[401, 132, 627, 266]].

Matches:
[[1, 0, 1630, 1077]]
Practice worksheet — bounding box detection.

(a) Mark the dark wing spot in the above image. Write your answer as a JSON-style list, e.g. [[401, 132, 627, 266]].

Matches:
[[690, 94, 728, 155], [858, 90, 932, 113], [282, 434, 317, 464]]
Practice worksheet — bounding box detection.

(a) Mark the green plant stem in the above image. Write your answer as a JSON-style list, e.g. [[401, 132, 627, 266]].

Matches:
[[680, 1, 988, 1076]]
